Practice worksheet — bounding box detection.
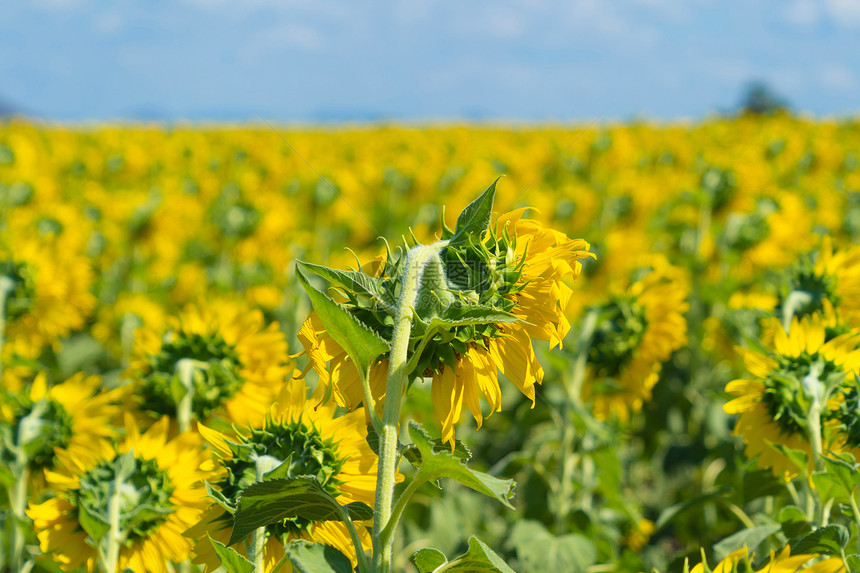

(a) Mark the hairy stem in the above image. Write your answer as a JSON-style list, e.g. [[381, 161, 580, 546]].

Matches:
[[372, 241, 447, 573]]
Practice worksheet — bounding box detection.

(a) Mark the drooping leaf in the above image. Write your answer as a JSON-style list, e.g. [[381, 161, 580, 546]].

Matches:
[[284, 540, 354, 573], [402, 437, 473, 466], [408, 422, 515, 509], [791, 524, 850, 555], [410, 547, 448, 573], [209, 536, 254, 573], [295, 264, 389, 382], [227, 476, 372, 546], [450, 179, 498, 246], [510, 521, 596, 573], [443, 537, 517, 572], [777, 506, 812, 539]]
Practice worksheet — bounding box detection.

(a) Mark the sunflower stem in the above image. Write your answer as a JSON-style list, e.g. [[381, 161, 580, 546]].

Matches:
[[336, 501, 372, 573], [849, 493, 860, 554], [372, 241, 448, 573], [0, 275, 14, 385], [103, 462, 126, 573], [176, 358, 207, 434], [251, 462, 268, 573], [9, 450, 29, 573]]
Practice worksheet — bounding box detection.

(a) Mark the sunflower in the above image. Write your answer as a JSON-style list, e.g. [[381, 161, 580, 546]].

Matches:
[[187, 379, 386, 572], [690, 545, 845, 573], [773, 235, 860, 328], [0, 233, 96, 391], [27, 415, 212, 573], [0, 372, 124, 489], [298, 207, 593, 446], [91, 292, 169, 362], [582, 260, 690, 421], [126, 299, 292, 429], [724, 315, 860, 478]]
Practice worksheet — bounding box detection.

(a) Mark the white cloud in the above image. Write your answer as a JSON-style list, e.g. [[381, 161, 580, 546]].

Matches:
[[819, 64, 857, 90], [825, 0, 860, 26], [783, 0, 820, 27]]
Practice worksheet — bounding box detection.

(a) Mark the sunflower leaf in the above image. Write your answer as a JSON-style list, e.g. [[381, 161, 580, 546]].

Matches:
[[296, 263, 390, 383], [410, 547, 448, 572], [407, 422, 515, 509], [284, 540, 354, 573], [510, 521, 596, 573], [791, 524, 850, 554], [209, 535, 254, 573], [204, 480, 236, 514], [227, 476, 372, 546], [450, 179, 498, 247], [444, 536, 517, 572]]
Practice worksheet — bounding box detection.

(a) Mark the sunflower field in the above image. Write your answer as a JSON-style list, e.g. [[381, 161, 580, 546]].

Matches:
[[2, 115, 860, 572]]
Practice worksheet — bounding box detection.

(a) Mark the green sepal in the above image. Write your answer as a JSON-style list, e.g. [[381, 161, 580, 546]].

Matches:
[[410, 547, 448, 572], [209, 535, 254, 573], [78, 500, 110, 541], [450, 179, 498, 246], [227, 476, 373, 546], [295, 263, 389, 385], [284, 540, 354, 573], [204, 480, 236, 514], [407, 422, 515, 508], [299, 261, 395, 309]]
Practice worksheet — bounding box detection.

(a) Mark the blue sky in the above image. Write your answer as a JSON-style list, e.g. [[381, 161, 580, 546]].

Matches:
[[2, 0, 858, 121]]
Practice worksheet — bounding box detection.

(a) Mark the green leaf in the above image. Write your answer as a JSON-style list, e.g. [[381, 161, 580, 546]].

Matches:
[[78, 501, 110, 541], [450, 179, 498, 246], [411, 547, 448, 573], [227, 476, 373, 546], [408, 422, 515, 509], [654, 488, 731, 530], [434, 306, 520, 328], [402, 438, 472, 467], [777, 506, 812, 539], [296, 263, 389, 382], [284, 540, 354, 573], [845, 555, 860, 571], [510, 521, 596, 573], [204, 480, 236, 513], [209, 536, 254, 573], [712, 525, 781, 560], [792, 524, 850, 555], [443, 537, 517, 572], [299, 261, 395, 307], [769, 443, 809, 473], [813, 454, 860, 502]]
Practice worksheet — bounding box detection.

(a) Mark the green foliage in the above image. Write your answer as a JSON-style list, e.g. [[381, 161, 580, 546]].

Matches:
[[407, 422, 516, 509], [509, 521, 596, 573], [227, 476, 372, 546], [209, 536, 254, 573], [284, 540, 354, 573]]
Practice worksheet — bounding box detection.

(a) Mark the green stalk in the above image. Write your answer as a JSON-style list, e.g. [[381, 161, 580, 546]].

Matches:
[[850, 493, 860, 554], [0, 275, 14, 389], [175, 358, 206, 434], [251, 461, 268, 573], [372, 241, 447, 573], [103, 467, 126, 573], [9, 452, 29, 573]]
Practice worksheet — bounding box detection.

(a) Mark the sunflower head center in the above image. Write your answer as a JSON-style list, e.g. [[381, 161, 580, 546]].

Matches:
[[0, 260, 37, 320], [76, 454, 175, 542], [139, 331, 243, 421], [588, 296, 648, 378], [216, 419, 345, 538], [7, 398, 74, 469]]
